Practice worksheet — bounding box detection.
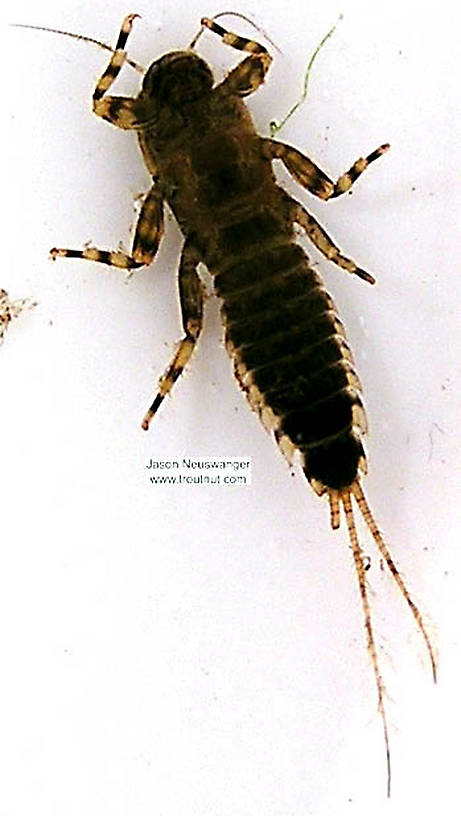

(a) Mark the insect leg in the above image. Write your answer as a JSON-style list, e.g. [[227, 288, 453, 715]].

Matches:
[[51, 185, 164, 272], [92, 13, 137, 100], [141, 242, 204, 430], [288, 197, 376, 284], [262, 139, 389, 200], [131, 186, 165, 265], [91, 14, 151, 129], [200, 17, 272, 96]]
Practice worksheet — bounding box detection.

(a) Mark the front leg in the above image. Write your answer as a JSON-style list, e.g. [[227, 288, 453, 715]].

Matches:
[[262, 138, 389, 200], [200, 17, 272, 96], [92, 14, 153, 129]]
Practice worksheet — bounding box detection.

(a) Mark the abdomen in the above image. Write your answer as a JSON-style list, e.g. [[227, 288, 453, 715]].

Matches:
[[213, 224, 368, 493]]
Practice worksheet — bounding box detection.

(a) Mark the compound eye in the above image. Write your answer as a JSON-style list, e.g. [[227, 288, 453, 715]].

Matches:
[[142, 61, 161, 96]]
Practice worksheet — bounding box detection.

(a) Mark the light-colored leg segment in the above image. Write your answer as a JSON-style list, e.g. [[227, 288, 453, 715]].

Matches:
[[200, 16, 272, 96], [51, 185, 164, 272], [289, 198, 376, 284], [262, 138, 389, 200], [141, 242, 204, 430], [91, 14, 152, 129], [92, 14, 139, 102]]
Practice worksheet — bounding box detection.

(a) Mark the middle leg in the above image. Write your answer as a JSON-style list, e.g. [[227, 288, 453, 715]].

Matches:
[[51, 184, 165, 273]]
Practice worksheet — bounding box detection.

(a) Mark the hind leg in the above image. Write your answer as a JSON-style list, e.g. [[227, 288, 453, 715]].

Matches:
[[287, 195, 376, 284], [141, 241, 204, 430]]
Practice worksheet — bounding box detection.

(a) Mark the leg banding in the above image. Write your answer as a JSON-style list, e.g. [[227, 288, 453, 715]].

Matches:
[[141, 242, 204, 431], [262, 139, 334, 199], [201, 17, 272, 97], [290, 200, 376, 284], [263, 138, 389, 201], [50, 247, 145, 271], [330, 144, 390, 198], [50, 184, 164, 274], [132, 187, 165, 265], [91, 14, 153, 129], [201, 16, 269, 56], [93, 14, 139, 102]]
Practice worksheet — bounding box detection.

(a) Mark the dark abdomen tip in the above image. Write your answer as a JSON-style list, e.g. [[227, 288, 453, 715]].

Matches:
[[303, 433, 364, 490]]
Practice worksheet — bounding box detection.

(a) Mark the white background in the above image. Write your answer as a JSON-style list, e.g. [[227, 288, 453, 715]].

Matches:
[[4, 1, 460, 814]]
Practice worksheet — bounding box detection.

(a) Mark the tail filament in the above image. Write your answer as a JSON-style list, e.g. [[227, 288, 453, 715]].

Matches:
[[327, 480, 437, 796]]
